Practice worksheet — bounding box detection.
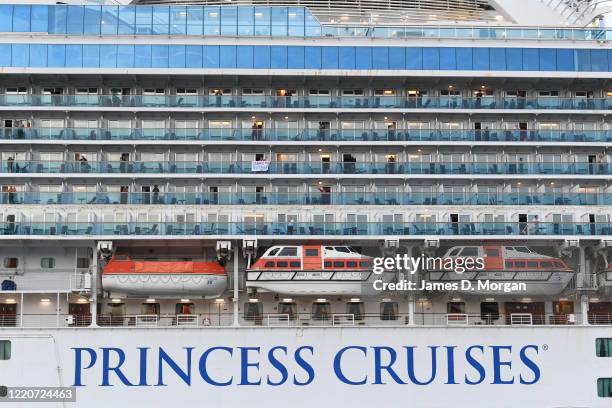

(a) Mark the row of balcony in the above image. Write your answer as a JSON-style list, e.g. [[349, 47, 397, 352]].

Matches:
[[2, 160, 610, 175], [2, 127, 610, 143], [0, 221, 609, 236], [0, 191, 607, 206], [2, 95, 611, 110]]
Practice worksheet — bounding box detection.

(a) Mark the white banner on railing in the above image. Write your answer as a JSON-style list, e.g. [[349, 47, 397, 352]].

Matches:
[[251, 161, 269, 172]]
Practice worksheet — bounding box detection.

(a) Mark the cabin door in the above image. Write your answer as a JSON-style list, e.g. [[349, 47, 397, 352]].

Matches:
[[0, 303, 17, 327], [588, 302, 612, 324], [68, 303, 91, 327], [552, 301, 574, 325], [504, 302, 545, 325]]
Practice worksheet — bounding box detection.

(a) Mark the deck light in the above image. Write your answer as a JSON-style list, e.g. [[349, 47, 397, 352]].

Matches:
[[146, 298, 156, 303], [40, 298, 51, 303], [111, 298, 122, 303], [4, 299, 16, 304], [180, 299, 191, 303], [282, 298, 293, 303], [215, 298, 225, 303], [249, 298, 259, 303], [316, 298, 327, 302], [349, 298, 361, 302], [77, 298, 88, 304]]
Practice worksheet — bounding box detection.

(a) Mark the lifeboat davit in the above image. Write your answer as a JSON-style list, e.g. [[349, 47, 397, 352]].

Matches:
[[246, 244, 392, 295], [596, 263, 612, 288], [424, 244, 573, 295], [102, 255, 227, 297]]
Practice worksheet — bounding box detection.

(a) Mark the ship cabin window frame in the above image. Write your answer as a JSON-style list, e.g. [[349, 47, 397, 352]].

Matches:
[[447, 301, 466, 314], [0, 340, 10, 360], [276, 261, 288, 268], [360, 260, 371, 268], [40, 257, 55, 269], [526, 261, 538, 268], [598, 378, 612, 397], [264, 261, 275, 267], [243, 301, 263, 322], [380, 301, 399, 321], [311, 301, 331, 321], [140, 302, 160, 316], [333, 261, 345, 268], [596, 338, 612, 357], [460, 247, 479, 256], [346, 301, 365, 321], [2, 258, 18, 268], [305, 248, 319, 257], [346, 261, 358, 268], [278, 247, 298, 257], [485, 248, 500, 257], [175, 302, 195, 315], [480, 302, 500, 323], [277, 301, 297, 320]]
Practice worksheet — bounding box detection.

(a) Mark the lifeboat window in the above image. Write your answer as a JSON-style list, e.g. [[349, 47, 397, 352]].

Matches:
[[485, 249, 500, 257], [597, 378, 612, 397], [596, 338, 612, 357], [480, 302, 499, 322], [267, 248, 281, 256], [346, 301, 365, 321], [449, 248, 462, 256], [289, 261, 301, 268], [264, 261, 275, 267], [140, 302, 160, 316], [2, 258, 18, 268], [333, 261, 345, 268], [324, 261, 332, 267], [305, 248, 319, 256], [540, 261, 553, 268], [460, 247, 478, 256], [360, 260, 371, 267], [514, 247, 531, 253], [277, 261, 289, 267], [527, 261, 538, 268], [334, 247, 351, 253], [278, 247, 298, 256], [0, 340, 11, 360], [505, 261, 513, 268], [312, 302, 331, 321], [244, 302, 263, 322], [278, 302, 297, 320], [40, 257, 55, 268], [347, 261, 358, 267], [380, 301, 399, 321], [515, 261, 526, 268]]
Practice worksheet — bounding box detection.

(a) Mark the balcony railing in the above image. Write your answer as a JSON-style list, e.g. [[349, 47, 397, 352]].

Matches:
[[2, 127, 611, 143], [1, 160, 610, 176], [2, 312, 609, 328], [1, 95, 610, 111], [0, 221, 609, 237], [0, 191, 609, 206]]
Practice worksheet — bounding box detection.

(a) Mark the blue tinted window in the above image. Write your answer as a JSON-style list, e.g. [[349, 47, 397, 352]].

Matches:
[[117, 45, 134, 68], [83, 6, 101, 35], [473, 48, 489, 70], [591, 49, 607, 71], [271, 7, 287, 36], [135, 6, 152, 35], [506, 48, 522, 70], [31, 5, 48, 32], [204, 6, 220, 35], [406, 48, 422, 69], [170, 6, 187, 35], [609, 50, 612, 72], [556, 49, 574, 71], [322, 47, 338, 69], [134, 45, 151, 67], [339, 47, 355, 69], [0, 45, 10, 66], [185, 45, 203, 68], [186, 6, 203, 35], [13, 5, 31, 32], [287, 7, 305, 36], [83, 45, 99, 68], [169, 45, 186, 68], [49, 5, 67, 34], [304, 46, 321, 69], [66, 45, 83, 68], [29, 44, 47, 67], [253, 45, 270, 68], [118, 6, 136, 35], [522, 48, 539, 70], [0, 6, 13, 31], [254, 7, 270, 35], [220, 45, 237, 68], [356, 47, 372, 69], [152, 6, 169, 35], [539, 48, 556, 71], [237, 7, 253, 36], [440, 48, 456, 70], [271, 46, 287, 68], [423, 48, 439, 70], [220, 7, 237, 36], [11, 44, 29, 67], [151, 45, 168, 68], [288, 46, 304, 69], [236, 45, 253, 68], [388, 47, 404, 69], [48, 44, 66, 67], [100, 6, 118, 35], [66, 5, 84, 35], [490, 48, 505, 70], [577, 49, 590, 71], [456, 48, 472, 70], [373, 47, 388, 69], [99, 45, 117, 68], [203, 45, 219, 68]]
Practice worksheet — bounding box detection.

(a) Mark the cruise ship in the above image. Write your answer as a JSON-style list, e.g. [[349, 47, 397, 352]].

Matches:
[[0, 0, 612, 406]]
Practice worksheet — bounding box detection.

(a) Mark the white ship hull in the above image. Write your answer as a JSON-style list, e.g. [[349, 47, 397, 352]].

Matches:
[[102, 274, 227, 297], [0, 327, 610, 407]]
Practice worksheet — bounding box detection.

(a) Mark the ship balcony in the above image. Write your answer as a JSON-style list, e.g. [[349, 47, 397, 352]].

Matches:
[[1, 159, 611, 177], [0, 221, 610, 238], [2, 127, 612, 144], [0, 191, 609, 207], [1, 95, 611, 111]]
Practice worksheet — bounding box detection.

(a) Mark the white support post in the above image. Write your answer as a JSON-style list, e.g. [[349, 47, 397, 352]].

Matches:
[[408, 295, 415, 326], [19, 292, 23, 327], [90, 244, 98, 327], [233, 245, 239, 326], [56, 292, 60, 327], [581, 294, 590, 326]]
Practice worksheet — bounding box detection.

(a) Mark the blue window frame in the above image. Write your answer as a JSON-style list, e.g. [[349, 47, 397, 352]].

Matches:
[[322, 47, 338, 69], [13, 5, 31, 32], [99, 45, 117, 68], [305, 46, 321, 69], [522, 48, 539, 70], [236, 45, 253, 68], [440, 48, 456, 70], [423, 48, 439, 70], [220, 45, 237, 68], [117, 45, 134, 68], [66, 45, 83, 68], [288, 46, 304, 69], [591, 49, 607, 72], [169, 45, 187, 68], [0, 5, 13, 32], [151, 45, 168, 68], [203, 45, 219, 68], [355, 47, 372, 69], [29, 44, 47, 67], [456, 48, 472, 70], [388, 47, 404, 69], [539, 48, 556, 71], [185, 45, 203, 68], [48, 44, 66, 67], [271, 46, 287, 69], [339, 47, 355, 69], [253, 45, 270, 68], [83, 45, 99, 68], [134, 45, 151, 67], [473, 48, 489, 70], [406, 47, 423, 70], [506, 48, 522, 70]]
